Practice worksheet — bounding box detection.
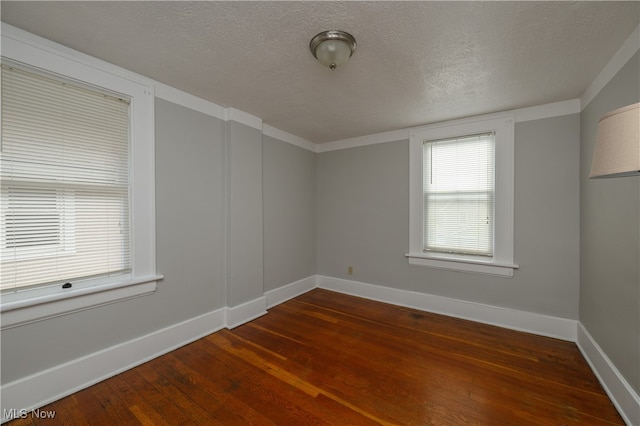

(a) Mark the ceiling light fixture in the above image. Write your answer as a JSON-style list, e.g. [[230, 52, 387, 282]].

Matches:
[[309, 30, 356, 70], [589, 102, 640, 178]]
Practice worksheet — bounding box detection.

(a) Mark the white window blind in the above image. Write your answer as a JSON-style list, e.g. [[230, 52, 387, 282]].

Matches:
[[422, 133, 495, 257], [1, 64, 131, 291]]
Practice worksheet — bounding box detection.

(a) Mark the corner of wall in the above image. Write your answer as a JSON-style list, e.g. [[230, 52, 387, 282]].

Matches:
[[576, 323, 640, 426]]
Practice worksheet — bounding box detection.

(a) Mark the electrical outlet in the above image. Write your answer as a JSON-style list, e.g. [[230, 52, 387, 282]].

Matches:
[[347, 266, 353, 275]]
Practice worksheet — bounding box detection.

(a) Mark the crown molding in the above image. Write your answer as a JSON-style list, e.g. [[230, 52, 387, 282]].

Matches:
[[581, 24, 640, 110], [263, 125, 317, 152], [224, 107, 263, 131], [513, 99, 581, 123], [316, 128, 410, 153], [155, 82, 226, 120], [317, 100, 580, 153]]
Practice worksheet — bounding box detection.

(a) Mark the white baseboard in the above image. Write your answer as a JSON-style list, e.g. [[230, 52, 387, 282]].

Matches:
[[1, 308, 226, 423], [576, 323, 640, 426], [317, 275, 577, 341], [264, 275, 317, 308], [225, 296, 267, 329]]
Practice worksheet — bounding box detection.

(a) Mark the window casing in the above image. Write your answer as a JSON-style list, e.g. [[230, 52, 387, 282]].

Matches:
[[407, 114, 517, 277], [0, 24, 159, 329]]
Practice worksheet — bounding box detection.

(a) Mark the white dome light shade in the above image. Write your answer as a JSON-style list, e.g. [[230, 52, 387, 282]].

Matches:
[[314, 39, 352, 70], [310, 30, 356, 70]]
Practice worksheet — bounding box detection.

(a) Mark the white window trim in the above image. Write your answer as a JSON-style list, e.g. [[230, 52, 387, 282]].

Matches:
[[0, 23, 162, 329], [407, 113, 518, 277]]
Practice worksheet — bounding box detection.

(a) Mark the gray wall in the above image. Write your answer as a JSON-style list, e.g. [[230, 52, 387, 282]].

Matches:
[[263, 136, 317, 291], [580, 51, 639, 394], [1, 99, 228, 383], [226, 121, 264, 306], [317, 113, 581, 319], [1, 99, 320, 385]]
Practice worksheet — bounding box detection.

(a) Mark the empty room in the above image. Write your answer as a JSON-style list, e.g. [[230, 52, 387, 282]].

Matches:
[[1, 2, 639, 425]]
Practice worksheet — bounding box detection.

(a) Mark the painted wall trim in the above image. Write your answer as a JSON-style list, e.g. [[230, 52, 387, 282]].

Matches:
[[225, 107, 263, 131], [581, 24, 640, 111], [316, 99, 582, 153], [225, 296, 268, 329], [0, 308, 227, 424], [1, 277, 160, 330], [263, 125, 317, 153], [264, 276, 317, 309], [576, 323, 640, 426], [316, 128, 410, 153], [154, 86, 316, 147], [155, 82, 226, 121], [317, 275, 577, 341], [513, 99, 581, 123]]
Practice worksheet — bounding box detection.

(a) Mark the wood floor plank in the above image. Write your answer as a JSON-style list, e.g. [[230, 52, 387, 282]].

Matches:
[[122, 369, 205, 425], [87, 379, 142, 425], [160, 348, 281, 425], [134, 360, 220, 424], [106, 375, 172, 426], [7, 288, 624, 425], [35, 395, 86, 426], [71, 380, 131, 425], [201, 332, 374, 424]]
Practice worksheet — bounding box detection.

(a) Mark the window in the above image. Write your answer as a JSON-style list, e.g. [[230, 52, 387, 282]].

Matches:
[[1, 24, 159, 329], [1, 65, 130, 289], [423, 133, 495, 257], [407, 114, 517, 277]]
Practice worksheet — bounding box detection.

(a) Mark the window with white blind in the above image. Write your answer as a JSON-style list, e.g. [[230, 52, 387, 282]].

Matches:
[[1, 24, 159, 329], [423, 133, 495, 257], [1, 65, 131, 290], [407, 114, 517, 277]]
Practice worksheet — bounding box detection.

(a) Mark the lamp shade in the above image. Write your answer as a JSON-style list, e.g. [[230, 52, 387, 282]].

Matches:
[[589, 102, 640, 178]]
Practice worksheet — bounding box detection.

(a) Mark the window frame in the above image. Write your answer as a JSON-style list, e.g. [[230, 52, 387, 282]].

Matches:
[[407, 113, 518, 277], [0, 24, 161, 329]]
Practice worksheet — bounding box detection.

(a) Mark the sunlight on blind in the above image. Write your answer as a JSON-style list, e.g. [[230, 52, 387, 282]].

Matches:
[[0, 64, 132, 291], [423, 133, 495, 257]]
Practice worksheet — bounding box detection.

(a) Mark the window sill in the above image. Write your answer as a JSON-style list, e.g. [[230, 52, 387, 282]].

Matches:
[[0, 275, 163, 330], [406, 253, 518, 277]]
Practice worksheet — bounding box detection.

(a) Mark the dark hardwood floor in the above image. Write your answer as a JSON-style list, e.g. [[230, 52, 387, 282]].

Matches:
[[8, 289, 623, 425]]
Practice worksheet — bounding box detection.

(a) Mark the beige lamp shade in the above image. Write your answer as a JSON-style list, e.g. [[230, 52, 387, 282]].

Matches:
[[589, 102, 640, 178]]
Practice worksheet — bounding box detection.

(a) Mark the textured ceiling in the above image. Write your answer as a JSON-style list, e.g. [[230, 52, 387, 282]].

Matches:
[[1, 1, 639, 143]]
